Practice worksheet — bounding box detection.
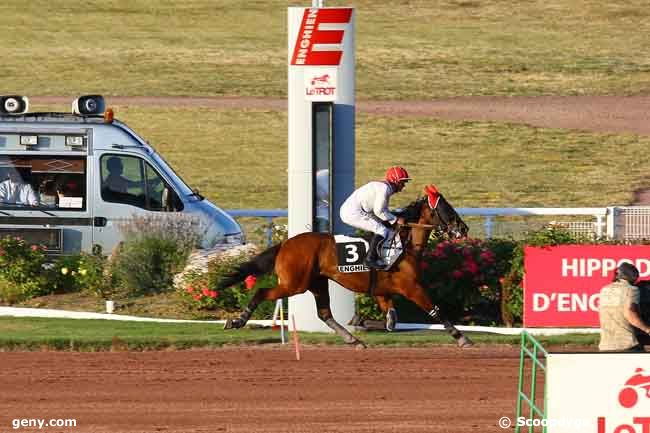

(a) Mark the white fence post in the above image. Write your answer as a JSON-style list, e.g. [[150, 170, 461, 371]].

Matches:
[[484, 216, 493, 239], [606, 206, 616, 239]]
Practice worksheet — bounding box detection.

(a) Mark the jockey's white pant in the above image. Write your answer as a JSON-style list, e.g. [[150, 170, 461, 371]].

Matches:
[[340, 207, 391, 238]]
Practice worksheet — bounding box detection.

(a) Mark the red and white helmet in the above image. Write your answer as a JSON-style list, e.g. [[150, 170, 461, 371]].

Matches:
[[385, 166, 411, 184]]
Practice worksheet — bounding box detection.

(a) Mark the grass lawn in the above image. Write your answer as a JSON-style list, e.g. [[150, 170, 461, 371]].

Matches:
[[1, 0, 650, 98], [0, 317, 598, 351], [31, 104, 650, 211]]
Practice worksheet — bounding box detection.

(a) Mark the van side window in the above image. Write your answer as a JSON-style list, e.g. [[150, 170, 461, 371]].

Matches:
[[100, 155, 182, 211], [0, 156, 86, 210]]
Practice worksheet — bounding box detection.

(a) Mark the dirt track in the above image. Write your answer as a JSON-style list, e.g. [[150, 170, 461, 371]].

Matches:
[[0, 345, 523, 433]]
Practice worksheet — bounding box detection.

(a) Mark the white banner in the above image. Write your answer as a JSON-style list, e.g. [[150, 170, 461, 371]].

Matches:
[[547, 353, 650, 433]]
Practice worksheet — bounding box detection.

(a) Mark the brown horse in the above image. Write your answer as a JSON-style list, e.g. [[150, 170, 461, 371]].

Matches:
[[222, 184, 473, 348]]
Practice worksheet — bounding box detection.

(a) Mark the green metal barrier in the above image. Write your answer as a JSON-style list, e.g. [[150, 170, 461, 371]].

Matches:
[[515, 331, 548, 433]]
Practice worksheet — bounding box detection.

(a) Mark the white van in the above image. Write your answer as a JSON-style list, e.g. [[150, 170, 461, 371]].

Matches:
[[0, 95, 243, 254]]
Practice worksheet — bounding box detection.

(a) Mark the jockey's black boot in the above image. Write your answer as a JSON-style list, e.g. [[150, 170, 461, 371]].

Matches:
[[364, 234, 384, 269]]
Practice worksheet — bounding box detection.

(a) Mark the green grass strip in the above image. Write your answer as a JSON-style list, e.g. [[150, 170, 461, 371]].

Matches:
[[0, 317, 598, 351]]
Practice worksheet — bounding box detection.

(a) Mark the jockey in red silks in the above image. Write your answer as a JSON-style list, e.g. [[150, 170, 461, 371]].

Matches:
[[340, 166, 411, 269]]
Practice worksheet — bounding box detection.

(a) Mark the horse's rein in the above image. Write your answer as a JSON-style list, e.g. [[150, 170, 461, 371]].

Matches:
[[399, 222, 437, 255], [405, 222, 436, 230]]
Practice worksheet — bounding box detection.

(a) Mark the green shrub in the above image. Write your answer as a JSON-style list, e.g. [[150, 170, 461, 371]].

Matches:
[[0, 236, 47, 303], [45, 254, 83, 294], [113, 235, 190, 296], [500, 226, 585, 326], [113, 214, 202, 296], [355, 294, 384, 321], [77, 251, 115, 298]]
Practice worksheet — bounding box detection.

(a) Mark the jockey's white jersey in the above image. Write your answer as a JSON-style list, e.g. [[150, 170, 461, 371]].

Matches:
[[340, 181, 398, 225]]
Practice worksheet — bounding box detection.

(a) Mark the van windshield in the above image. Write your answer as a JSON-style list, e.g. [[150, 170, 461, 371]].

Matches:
[[150, 152, 194, 197]]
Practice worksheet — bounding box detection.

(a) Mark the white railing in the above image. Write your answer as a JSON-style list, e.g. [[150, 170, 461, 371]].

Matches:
[[457, 207, 608, 238], [227, 206, 650, 245]]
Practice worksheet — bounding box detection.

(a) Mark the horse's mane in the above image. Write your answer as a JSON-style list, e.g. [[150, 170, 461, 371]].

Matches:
[[398, 196, 426, 223]]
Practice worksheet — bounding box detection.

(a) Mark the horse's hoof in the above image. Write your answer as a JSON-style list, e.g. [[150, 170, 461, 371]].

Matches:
[[224, 319, 244, 330], [354, 341, 367, 350], [458, 336, 474, 348], [385, 308, 397, 332]]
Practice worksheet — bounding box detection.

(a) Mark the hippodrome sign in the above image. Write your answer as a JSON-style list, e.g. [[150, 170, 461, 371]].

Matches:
[[523, 245, 650, 327], [547, 353, 650, 433]]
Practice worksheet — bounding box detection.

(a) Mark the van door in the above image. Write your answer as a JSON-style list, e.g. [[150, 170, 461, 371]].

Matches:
[[92, 153, 183, 254]]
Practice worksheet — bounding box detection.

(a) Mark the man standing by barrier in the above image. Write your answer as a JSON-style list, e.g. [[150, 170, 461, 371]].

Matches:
[[599, 262, 650, 352]]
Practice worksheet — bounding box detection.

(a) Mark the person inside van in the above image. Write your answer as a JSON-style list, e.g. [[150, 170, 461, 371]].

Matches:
[[0, 168, 38, 206], [38, 178, 59, 207], [104, 157, 131, 194]]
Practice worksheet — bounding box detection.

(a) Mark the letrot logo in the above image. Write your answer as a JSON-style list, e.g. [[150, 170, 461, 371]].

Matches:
[[304, 68, 337, 101], [311, 74, 330, 85], [291, 8, 352, 66], [619, 368, 650, 409], [597, 368, 650, 433]]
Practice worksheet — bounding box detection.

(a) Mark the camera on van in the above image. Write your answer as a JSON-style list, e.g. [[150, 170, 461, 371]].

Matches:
[[0, 96, 29, 115], [72, 95, 105, 116]]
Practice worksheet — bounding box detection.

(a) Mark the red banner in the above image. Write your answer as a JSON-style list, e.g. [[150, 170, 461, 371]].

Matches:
[[524, 245, 650, 327]]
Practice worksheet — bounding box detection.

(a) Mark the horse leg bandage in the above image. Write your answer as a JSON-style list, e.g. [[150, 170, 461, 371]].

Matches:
[[428, 305, 440, 320]]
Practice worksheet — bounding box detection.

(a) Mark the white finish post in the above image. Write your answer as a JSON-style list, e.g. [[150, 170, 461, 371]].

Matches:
[[287, 6, 356, 332]]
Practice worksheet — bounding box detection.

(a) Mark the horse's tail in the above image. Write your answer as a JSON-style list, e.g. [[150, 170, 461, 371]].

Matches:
[[218, 244, 282, 289]]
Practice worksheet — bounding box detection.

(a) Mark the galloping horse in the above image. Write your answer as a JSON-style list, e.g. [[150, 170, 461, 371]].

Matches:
[[222, 185, 473, 348]]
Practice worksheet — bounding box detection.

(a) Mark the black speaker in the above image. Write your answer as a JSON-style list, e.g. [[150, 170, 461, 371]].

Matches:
[[72, 95, 105, 115], [0, 95, 29, 115]]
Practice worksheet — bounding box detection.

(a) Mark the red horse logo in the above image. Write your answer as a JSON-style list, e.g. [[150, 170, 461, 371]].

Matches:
[[619, 368, 650, 408], [310, 74, 330, 85]]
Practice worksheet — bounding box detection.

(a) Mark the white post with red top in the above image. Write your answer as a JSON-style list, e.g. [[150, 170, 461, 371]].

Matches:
[[287, 4, 356, 332]]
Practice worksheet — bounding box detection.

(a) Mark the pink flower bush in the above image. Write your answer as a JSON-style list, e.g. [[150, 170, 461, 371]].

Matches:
[[417, 238, 506, 323]]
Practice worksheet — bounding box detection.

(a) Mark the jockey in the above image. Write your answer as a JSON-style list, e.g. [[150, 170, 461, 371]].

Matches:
[[340, 166, 411, 268]]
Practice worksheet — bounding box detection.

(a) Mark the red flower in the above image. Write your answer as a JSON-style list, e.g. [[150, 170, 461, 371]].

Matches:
[[499, 277, 505, 285], [465, 258, 479, 275], [480, 250, 495, 263], [30, 245, 38, 251], [186, 286, 195, 293], [245, 275, 257, 289], [193, 294, 202, 300], [209, 290, 219, 299], [452, 270, 463, 279], [202, 287, 211, 296]]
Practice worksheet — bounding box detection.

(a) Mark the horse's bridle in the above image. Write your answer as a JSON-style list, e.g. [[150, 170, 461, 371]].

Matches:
[[401, 197, 466, 249]]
